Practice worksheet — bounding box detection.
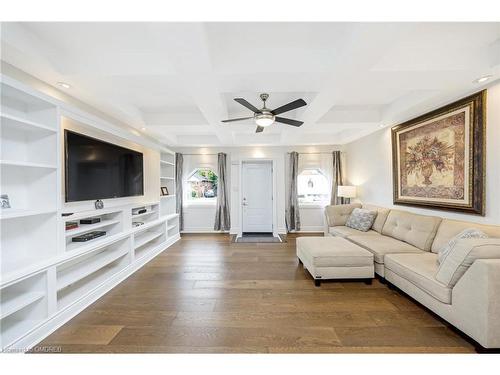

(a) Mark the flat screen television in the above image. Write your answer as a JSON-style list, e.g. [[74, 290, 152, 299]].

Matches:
[[65, 130, 144, 202]]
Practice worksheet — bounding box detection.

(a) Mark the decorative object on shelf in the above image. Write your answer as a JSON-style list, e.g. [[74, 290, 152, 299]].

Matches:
[[132, 221, 145, 227], [80, 217, 101, 225], [65, 221, 79, 231], [392, 90, 486, 215], [161, 186, 169, 196], [62, 212, 74, 217], [95, 199, 104, 209], [132, 207, 147, 215], [71, 230, 106, 242], [1, 194, 11, 209], [337, 185, 356, 204]]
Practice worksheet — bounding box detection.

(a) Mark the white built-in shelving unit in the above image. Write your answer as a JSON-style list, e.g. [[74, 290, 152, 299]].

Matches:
[[159, 150, 179, 235], [0, 76, 180, 351]]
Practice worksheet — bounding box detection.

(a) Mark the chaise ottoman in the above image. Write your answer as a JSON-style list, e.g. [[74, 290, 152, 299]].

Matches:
[[296, 236, 374, 286]]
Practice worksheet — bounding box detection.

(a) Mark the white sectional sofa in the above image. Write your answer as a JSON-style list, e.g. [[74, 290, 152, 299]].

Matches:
[[324, 203, 500, 350]]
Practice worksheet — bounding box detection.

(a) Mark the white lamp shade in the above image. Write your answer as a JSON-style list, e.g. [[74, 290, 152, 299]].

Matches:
[[337, 185, 356, 198]]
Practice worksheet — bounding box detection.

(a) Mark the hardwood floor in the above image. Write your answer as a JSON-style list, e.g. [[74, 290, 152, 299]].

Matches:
[[35, 233, 476, 353]]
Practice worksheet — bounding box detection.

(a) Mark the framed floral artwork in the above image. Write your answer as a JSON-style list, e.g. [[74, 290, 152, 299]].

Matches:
[[391, 90, 486, 215]]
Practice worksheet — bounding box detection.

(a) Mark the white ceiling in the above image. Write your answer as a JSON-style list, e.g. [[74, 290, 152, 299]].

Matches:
[[1, 22, 499, 146]]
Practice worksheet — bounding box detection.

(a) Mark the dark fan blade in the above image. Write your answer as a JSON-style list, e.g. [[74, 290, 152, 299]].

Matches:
[[234, 98, 261, 113], [275, 117, 304, 127], [271, 99, 307, 115], [221, 116, 253, 123], [255, 126, 264, 133]]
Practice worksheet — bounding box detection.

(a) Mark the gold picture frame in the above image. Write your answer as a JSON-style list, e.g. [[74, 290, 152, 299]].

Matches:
[[391, 90, 486, 215]]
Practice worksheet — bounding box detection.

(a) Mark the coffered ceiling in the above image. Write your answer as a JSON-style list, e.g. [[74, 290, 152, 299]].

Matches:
[[1, 22, 499, 146]]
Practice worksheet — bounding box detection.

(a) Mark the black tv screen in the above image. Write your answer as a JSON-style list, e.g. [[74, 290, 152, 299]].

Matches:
[[65, 130, 144, 202]]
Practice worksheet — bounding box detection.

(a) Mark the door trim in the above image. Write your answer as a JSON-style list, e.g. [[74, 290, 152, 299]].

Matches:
[[238, 159, 277, 239]]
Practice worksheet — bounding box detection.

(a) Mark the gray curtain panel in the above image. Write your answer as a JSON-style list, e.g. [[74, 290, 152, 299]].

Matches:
[[214, 152, 231, 231], [175, 152, 184, 231], [330, 150, 346, 205], [285, 151, 301, 232]]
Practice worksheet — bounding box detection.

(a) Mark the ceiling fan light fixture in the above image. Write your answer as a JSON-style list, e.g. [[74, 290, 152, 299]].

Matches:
[[254, 112, 275, 127]]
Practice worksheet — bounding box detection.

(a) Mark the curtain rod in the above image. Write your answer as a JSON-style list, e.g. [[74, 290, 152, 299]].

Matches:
[[287, 151, 345, 155], [181, 153, 219, 156], [180, 152, 343, 156]]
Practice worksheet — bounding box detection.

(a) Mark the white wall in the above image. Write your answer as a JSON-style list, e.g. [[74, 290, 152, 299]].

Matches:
[[175, 145, 343, 233], [346, 81, 500, 225]]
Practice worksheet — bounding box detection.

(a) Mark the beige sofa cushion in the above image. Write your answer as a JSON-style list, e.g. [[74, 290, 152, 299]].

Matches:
[[329, 226, 380, 238], [362, 204, 390, 233], [385, 253, 452, 304], [296, 237, 373, 267], [431, 219, 500, 253], [382, 210, 442, 251], [348, 234, 423, 263], [435, 238, 500, 287], [324, 203, 361, 226]]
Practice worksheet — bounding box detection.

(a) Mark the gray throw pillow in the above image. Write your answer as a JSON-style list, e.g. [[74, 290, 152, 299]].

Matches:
[[345, 208, 377, 232], [437, 228, 488, 265]]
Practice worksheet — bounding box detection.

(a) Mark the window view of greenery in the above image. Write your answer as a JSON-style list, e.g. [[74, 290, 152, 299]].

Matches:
[[187, 169, 218, 200], [298, 168, 330, 204]]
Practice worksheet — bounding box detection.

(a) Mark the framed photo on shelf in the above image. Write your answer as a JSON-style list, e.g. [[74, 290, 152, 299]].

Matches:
[[391, 90, 486, 215], [1, 194, 11, 209], [161, 186, 169, 196]]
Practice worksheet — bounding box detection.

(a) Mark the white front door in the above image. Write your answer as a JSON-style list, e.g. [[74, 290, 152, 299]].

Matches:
[[241, 161, 273, 233]]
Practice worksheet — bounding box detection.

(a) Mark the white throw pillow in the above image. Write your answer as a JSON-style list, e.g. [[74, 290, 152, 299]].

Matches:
[[435, 238, 500, 288], [437, 228, 488, 264], [345, 208, 378, 232]]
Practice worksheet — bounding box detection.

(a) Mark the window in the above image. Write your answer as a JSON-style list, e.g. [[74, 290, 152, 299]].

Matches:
[[187, 168, 218, 201], [298, 168, 329, 204]]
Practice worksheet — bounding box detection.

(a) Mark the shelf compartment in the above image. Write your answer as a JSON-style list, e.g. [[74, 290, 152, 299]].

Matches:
[[0, 160, 57, 169], [0, 292, 45, 320], [57, 239, 130, 291], [56, 254, 130, 311], [0, 272, 47, 348], [134, 234, 166, 260], [0, 165, 58, 213], [1, 213, 58, 276], [64, 210, 124, 252], [0, 208, 57, 220], [165, 213, 180, 220], [1, 83, 57, 129], [65, 219, 120, 237], [134, 230, 163, 250], [0, 112, 57, 134], [131, 209, 157, 220], [131, 203, 159, 227]]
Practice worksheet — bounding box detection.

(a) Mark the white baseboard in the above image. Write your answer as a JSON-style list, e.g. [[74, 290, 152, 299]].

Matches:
[[7, 234, 180, 352], [181, 229, 227, 233]]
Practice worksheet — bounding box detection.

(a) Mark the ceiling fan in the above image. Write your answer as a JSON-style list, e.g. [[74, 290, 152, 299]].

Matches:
[[222, 93, 307, 133]]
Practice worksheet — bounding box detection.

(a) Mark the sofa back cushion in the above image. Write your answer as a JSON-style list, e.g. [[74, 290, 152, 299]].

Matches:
[[324, 203, 362, 226], [435, 238, 500, 287], [382, 210, 442, 251], [362, 204, 390, 233], [431, 219, 500, 253]]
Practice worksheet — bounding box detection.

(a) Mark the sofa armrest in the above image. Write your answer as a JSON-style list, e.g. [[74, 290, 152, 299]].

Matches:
[[452, 259, 500, 348], [324, 203, 362, 229]]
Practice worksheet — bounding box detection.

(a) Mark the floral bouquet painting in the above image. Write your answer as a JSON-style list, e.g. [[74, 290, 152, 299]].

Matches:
[[392, 91, 485, 215]]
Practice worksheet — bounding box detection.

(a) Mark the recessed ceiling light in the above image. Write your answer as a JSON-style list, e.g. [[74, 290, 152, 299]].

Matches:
[[57, 82, 71, 89], [141, 127, 146, 131], [379, 124, 385, 128], [473, 75, 492, 84]]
